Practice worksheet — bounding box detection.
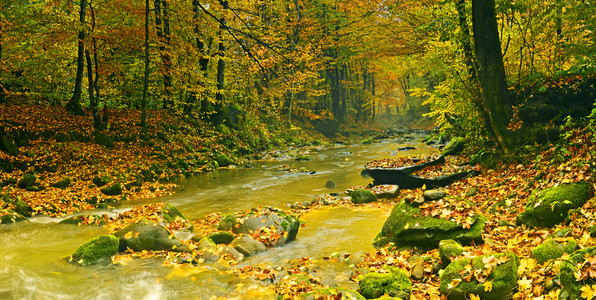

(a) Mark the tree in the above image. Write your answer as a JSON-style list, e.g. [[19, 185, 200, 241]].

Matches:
[[472, 0, 511, 153], [67, 0, 88, 115], [141, 0, 150, 136]]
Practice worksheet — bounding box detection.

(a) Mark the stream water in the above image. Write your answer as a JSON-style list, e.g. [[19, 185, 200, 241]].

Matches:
[[0, 132, 435, 299]]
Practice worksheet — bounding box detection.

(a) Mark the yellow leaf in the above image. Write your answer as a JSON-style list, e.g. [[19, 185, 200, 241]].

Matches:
[[483, 281, 493, 292], [581, 285, 596, 300], [470, 294, 481, 300]]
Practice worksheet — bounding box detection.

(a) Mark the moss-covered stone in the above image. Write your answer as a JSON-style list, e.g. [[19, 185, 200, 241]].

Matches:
[[114, 219, 191, 253], [161, 203, 193, 231], [439, 239, 464, 265], [374, 201, 485, 248], [70, 235, 119, 265], [100, 183, 122, 196], [218, 214, 235, 231], [215, 154, 233, 167], [358, 267, 411, 299], [560, 246, 596, 299], [295, 155, 311, 161], [208, 231, 235, 244], [351, 189, 378, 204], [51, 177, 71, 189], [439, 252, 519, 300], [0, 209, 28, 224], [14, 199, 32, 217], [92, 176, 111, 187], [59, 215, 108, 226], [231, 207, 300, 246], [532, 238, 577, 264], [516, 181, 592, 228], [94, 131, 114, 148], [441, 137, 465, 156], [17, 174, 36, 189]]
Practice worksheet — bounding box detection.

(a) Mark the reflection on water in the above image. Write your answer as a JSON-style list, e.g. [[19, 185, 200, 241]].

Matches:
[[0, 135, 433, 298]]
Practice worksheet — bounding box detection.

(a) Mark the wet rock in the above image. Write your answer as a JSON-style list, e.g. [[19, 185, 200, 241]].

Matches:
[[423, 188, 447, 201], [221, 245, 244, 260], [350, 189, 377, 204], [208, 232, 235, 245], [374, 201, 485, 248], [0, 209, 28, 224], [114, 219, 191, 252], [432, 261, 444, 274], [439, 239, 464, 266], [439, 252, 519, 300], [295, 154, 311, 161], [398, 146, 416, 151], [358, 267, 411, 299], [374, 185, 400, 199], [217, 214, 235, 231], [215, 154, 233, 167], [231, 207, 300, 246], [17, 174, 36, 189], [196, 237, 220, 262], [100, 183, 122, 196], [230, 235, 266, 257], [516, 181, 592, 228], [59, 215, 108, 226], [532, 237, 577, 265], [70, 234, 119, 265], [161, 203, 193, 231], [325, 180, 336, 189], [410, 257, 425, 281]]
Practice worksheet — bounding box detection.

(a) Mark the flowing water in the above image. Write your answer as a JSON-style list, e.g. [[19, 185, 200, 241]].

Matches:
[[0, 133, 435, 299]]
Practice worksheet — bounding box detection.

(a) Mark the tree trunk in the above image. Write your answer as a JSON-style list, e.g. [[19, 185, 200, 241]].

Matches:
[[155, 0, 173, 109], [188, 0, 211, 114], [456, 0, 477, 81], [472, 0, 511, 153], [0, 8, 5, 104], [213, 19, 226, 124], [141, 0, 150, 136], [88, 1, 101, 130], [67, 0, 87, 115]]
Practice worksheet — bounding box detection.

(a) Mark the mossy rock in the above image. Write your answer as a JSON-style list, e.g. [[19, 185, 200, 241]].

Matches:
[[441, 137, 465, 156], [295, 155, 311, 161], [560, 246, 596, 299], [59, 215, 108, 226], [231, 207, 300, 246], [0, 209, 28, 224], [94, 131, 114, 148], [516, 181, 592, 228], [208, 232, 235, 245], [439, 239, 464, 265], [305, 288, 366, 300], [358, 267, 411, 299], [439, 252, 519, 300], [215, 154, 233, 167], [351, 189, 378, 204], [51, 177, 71, 189], [113, 219, 191, 253], [92, 176, 111, 187], [361, 138, 375, 144], [217, 214, 235, 231], [374, 201, 485, 248], [17, 174, 36, 189], [532, 237, 577, 265], [14, 199, 32, 217], [161, 203, 193, 231], [70, 234, 119, 265], [100, 183, 122, 196]]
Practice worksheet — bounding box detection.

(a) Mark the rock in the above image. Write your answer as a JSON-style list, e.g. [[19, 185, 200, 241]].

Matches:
[[398, 146, 416, 151], [17, 174, 36, 189], [441, 137, 465, 156], [70, 235, 119, 265], [358, 267, 412, 299], [161, 203, 193, 231], [410, 196, 425, 207], [59, 215, 108, 226], [439, 239, 464, 265], [410, 257, 425, 281], [230, 235, 266, 257], [114, 219, 191, 252], [208, 232, 235, 245], [515, 181, 592, 228], [432, 261, 444, 274], [51, 177, 71, 189], [464, 187, 478, 197], [307, 288, 365, 300], [195, 237, 221, 262], [92, 176, 111, 187], [221, 245, 244, 260], [325, 180, 336, 189], [25, 186, 41, 192], [0, 209, 28, 224], [423, 188, 447, 201], [215, 154, 233, 167], [0, 136, 19, 156], [295, 155, 311, 161], [374, 201, 485, 248], [100, 183, 122, 196], [94, 131, 114, 148], [560, 246, 596, 299], [532, 238, 577, 265], [439, 252, 519, 300], [351, 189, 377, 204], [231, 207, 300, 246], [374, 185, 400, 199], [14, 199, 32, 217], [217, 214, 235, 231]]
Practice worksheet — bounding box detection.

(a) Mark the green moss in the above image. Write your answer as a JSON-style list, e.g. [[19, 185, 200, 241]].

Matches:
[[295, 154, 311, 161], [560, 246, 596, 299], [441, 137, 465, 156], [516, 181, 592, 228], [70, 235, 119, 265], [439, 239, 464, 265], [532, 238, 577, 264], [358, 267, 411, 299], [208, 232, 234, 244], [351, 189, 377, 204], [100, 183, 122, 196], [161, 203, 193, 231], [361, 137, 375, 144], [306, 288, 366, 300], [215, 154, 233, 167], [0, 209, 28, 224], [439, 252, 519, 300]]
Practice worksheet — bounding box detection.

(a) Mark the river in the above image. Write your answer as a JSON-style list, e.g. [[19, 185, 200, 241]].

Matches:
[[0, 132, 435, 299]]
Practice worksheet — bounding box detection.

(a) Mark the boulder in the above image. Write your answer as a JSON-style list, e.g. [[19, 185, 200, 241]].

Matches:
[[0, 209, 28, 224], [374, 201, 485, 248], [374, 185, 400, 199], [161, 203, 193, 231], [94, 131, 114, 148], [14, 199, 32, 217], [231, 207, 300, 246], [325, 180, 336, 189], [358, 267, 411, 299], [215, 154, 233, 167], [441, 137, 465, 156], [307, 288, 365, 300], [351, 189, 377, 204], [230, 235, 266, 257], [114, 219, 190, 252], [92, 176, 111, 187], [195, 237, 221, 263], [516, 181, 592, 228], [532, 237, 577, 265], [423, 189, 447, 201], [51, 177, 71, 189], [439, 252, 519, 300], [100, 183, 122, 196], [439, 239, 464, 265], [208, 232, 235, 245], [17, 174, 36, 189], [560, 246, 596, 299], [70, 235, 119, 265], [217, 214, 235, 231], [59, 215, 109, 226]]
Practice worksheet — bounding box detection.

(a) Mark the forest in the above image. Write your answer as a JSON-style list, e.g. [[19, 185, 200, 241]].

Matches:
[[1, 0, 596, 299]]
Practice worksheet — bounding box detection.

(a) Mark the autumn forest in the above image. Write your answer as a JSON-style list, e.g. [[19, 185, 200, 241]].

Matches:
[[1, 0, 596, 299]]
